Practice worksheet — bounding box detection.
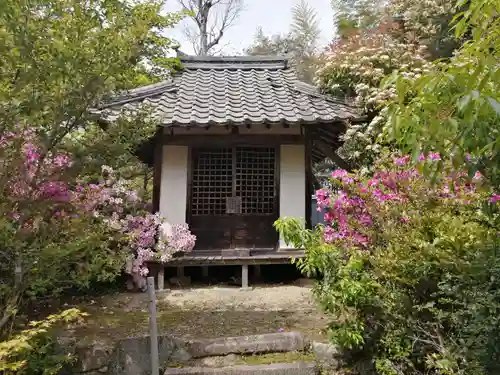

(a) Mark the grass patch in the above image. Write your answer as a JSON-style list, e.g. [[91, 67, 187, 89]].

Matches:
[[234, 351, 315, 365], [166, 351, 316, 368], [72, 306, 327, 346], [55, 290, 328, 347]]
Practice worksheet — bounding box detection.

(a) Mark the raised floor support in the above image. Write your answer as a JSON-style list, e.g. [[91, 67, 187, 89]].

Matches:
[[177, 266, 185, 278], [157, 268, 165, 290], [241, 264, 249, 289], [201, 266, 209, 279], [253, 265, 262, 281]]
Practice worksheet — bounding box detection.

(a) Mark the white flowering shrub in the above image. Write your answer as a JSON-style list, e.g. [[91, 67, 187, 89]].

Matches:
[[317, 21, 432, 167], [385, 0, 500, 184], [390, 0, 458, 57], [317, 0, 462, 168]]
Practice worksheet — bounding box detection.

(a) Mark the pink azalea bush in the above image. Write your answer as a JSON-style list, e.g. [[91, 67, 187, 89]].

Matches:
[[0, 128, 195, 302], [276, 153, 500, 374], [76, 166, 196, 279], [315, 153, 492, 249]]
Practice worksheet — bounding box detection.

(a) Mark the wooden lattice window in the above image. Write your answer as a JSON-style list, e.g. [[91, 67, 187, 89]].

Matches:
[[191, 148, 232, 216], [236, 147, 276, 215], [191, 146, 276, 216]]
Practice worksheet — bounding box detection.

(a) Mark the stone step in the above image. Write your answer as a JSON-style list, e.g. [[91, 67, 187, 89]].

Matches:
[[187, 332, 308, 358], [163, 361, 318, 375], [166, 351, 315, 368]]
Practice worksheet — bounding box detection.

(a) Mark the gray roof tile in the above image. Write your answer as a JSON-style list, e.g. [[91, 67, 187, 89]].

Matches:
[[96, 56, 361, 127]]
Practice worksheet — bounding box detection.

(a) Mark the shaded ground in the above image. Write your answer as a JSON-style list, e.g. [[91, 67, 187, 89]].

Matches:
[[60, 284, 330, 346]]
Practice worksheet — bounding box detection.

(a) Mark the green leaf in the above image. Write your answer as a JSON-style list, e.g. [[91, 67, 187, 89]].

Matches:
[[411, 146, 422, 164], [458, 94, 471, 111], [486, 96, 500, 116]]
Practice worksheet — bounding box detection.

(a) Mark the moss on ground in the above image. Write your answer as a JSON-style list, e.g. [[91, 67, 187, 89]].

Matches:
[[75, 306, 327, 346], [52, 289, 329, 347], [234, 351, 315, 365], [166, 351, 316, 368]]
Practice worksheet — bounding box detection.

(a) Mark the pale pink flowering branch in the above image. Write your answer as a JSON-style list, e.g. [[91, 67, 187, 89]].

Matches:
[[1, 130, 197, 288]]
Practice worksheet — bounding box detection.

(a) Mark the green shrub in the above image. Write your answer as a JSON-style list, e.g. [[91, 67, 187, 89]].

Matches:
[[276, 155, 500, 374], [0, 309, 85, 375]]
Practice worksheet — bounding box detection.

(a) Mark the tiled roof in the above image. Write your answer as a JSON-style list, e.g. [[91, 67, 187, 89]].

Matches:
[[96, 56, 361, 127]]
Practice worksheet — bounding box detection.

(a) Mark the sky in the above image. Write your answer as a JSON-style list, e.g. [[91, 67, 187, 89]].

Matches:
[[163, 0, 335, 55]]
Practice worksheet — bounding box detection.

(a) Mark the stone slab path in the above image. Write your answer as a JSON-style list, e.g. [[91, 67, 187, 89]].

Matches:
[[160, 285, 316, 311]]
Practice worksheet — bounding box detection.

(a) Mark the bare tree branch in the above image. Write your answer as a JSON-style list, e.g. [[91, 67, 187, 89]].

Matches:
[[178, 0, 244, 55]]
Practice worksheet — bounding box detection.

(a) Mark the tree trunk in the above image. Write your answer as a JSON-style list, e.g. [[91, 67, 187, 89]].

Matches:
[[143, 167, 149, 200], [198, 0, 209, 55], [0, 294, 19, 333], [0, 256, 23, 334]]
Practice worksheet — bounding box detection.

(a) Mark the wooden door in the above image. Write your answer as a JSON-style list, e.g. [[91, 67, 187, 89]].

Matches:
[[232, 146, 278, 249], [189, 146, 278, 251]]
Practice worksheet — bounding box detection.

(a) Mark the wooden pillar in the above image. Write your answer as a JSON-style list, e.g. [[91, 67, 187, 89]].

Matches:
[[157, 268, 165, 290], [146, 277, 159, 375], [304, 128, 313, 230], [177, 266, 185, 278], [241, 264, 249, 288], [253, 265, 262, 281], [152, 131, 163, 214], [201, 266, 209, 279]]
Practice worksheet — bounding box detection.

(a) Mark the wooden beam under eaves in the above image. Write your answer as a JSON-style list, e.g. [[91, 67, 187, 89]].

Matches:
[[314, 140, 352, 172]]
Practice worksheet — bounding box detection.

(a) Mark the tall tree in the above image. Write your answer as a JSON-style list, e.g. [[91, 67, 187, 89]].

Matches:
[[178, 0, 244, 55], [291, 0, 321, 55], [331, 0, 385, 39], [290, 0, 322, 83], [390, 0, 459, 58], [315, 0, 462, 169], [245, 27, 299, 56], [331, 0, 458, 57], [246, 0, 321, 83], [0, 0, 183, 333], [386, 0, 500, 183]]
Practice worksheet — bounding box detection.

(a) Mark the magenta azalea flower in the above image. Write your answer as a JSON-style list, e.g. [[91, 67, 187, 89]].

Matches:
[[332, 169, 348, 178], [489, 194, 500, 204], [394, 155, 410, 166], [428, 152, 441, 161]]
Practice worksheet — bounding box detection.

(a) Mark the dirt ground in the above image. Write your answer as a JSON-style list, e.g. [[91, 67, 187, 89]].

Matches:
[[64, 284, 330, 346]]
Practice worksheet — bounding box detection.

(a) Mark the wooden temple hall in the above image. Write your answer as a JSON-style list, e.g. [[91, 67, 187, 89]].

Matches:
[[96, 55, 361, 288]]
